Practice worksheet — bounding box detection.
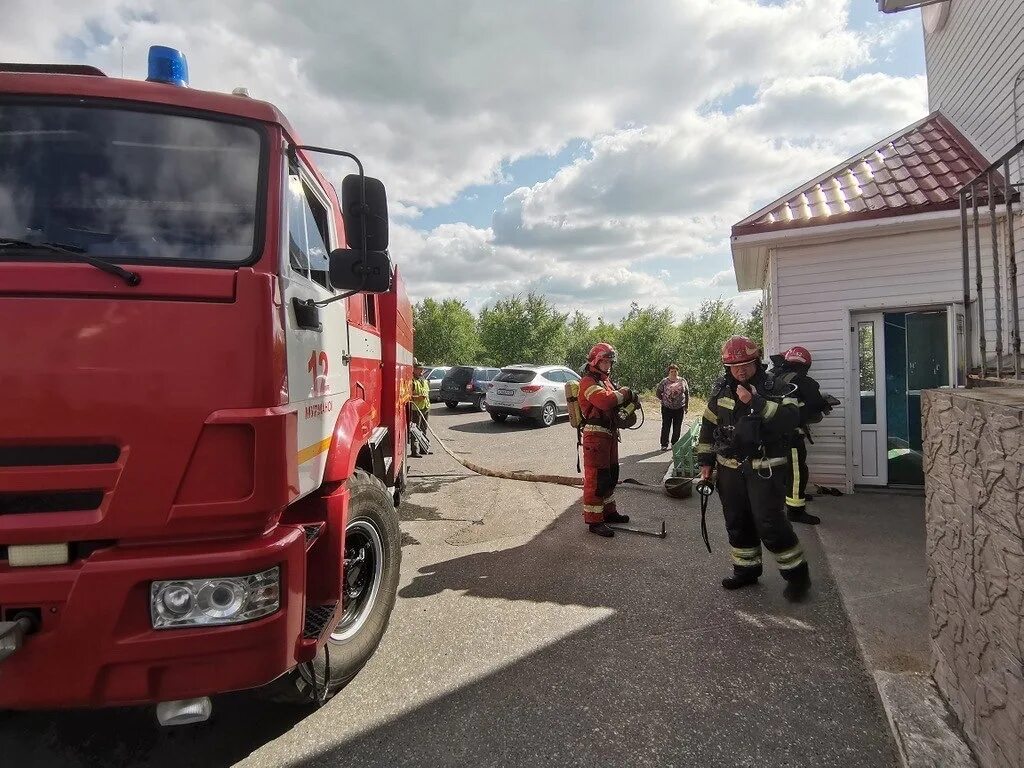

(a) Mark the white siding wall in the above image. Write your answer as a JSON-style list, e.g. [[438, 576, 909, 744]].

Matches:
[[773, 222, 1000, 490], [926, 0, 1024, 161], [762, 254, 779, 356]]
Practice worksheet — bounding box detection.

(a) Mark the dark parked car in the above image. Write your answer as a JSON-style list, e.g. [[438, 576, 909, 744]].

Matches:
[[439, 366, 500, 411], [424, 366, 451, 403]]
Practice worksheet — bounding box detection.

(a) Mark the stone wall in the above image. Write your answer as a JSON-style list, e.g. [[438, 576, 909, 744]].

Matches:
[[923, 388, 1024, 768]]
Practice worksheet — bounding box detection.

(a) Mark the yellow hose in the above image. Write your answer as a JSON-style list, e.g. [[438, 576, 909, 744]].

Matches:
[[416, 413, 668, 494], [419, 415, 583, 487]]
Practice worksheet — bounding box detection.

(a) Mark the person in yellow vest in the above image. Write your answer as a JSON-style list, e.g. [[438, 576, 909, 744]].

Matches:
[[410, 359, 431, 457]]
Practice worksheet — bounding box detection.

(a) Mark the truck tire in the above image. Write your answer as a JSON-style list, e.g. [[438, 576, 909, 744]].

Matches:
[[266, 470, 401, 705]]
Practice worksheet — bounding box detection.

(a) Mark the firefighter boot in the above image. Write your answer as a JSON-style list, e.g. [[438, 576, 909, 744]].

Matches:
[[787, 506, 820, 525], [721, 570, 760, 590], [782, 562, 811, 603], [589, 523, 615, 538], [605, 511, 630, 524]]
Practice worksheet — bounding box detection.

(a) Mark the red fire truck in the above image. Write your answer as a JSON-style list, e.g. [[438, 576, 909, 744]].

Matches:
[[0, 47, 412, 724]]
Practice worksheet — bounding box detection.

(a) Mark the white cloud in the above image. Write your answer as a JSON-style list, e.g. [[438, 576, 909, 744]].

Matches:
[[4, 0, 926, 319], [686, 269, 737, 289], [732, 74, 929, 146], [392, 65, 926, 317], [9, 0, 877, 209]]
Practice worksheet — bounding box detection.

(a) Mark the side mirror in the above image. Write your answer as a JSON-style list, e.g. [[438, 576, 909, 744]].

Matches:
[[329, 248, 392, 293], [341, 175, 389, 251]]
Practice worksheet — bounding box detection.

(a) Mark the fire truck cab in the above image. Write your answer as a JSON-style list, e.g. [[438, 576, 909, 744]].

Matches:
[[0, 47, 411, 723]]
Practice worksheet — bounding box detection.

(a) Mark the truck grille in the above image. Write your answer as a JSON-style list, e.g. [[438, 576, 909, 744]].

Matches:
[[0, 490, 105, 515], [0, 444, 120, 467]]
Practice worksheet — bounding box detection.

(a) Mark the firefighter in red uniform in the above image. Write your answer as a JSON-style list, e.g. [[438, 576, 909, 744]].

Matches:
[[578, 342, 633, 537], [697, 336, 812, 602]]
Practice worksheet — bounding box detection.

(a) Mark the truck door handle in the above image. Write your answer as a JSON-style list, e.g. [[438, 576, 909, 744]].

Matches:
[[292, 298, 322, 331]]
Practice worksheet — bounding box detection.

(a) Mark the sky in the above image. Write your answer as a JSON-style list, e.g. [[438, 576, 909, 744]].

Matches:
[[8, 0, 928, 321]]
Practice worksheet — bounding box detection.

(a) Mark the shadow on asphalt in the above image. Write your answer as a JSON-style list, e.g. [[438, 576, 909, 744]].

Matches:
[[446, 419, 536, 434], [0, 691, 308, 768], [284, 501, 896, 768], [0, 459, 895, 767]]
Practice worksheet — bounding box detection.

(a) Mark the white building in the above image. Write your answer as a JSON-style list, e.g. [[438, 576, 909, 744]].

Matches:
[[731, 0, 1024, 492]]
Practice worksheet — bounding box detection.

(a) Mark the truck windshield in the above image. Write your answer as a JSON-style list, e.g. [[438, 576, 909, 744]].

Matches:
[[0, 102, 263, 264]]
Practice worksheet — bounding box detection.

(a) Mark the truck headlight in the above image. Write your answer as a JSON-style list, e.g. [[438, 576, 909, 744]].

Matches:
[[150, 566, 280, 629]]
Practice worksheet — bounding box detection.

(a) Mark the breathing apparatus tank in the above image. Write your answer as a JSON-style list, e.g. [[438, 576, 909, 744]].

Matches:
[[565, 380, 583, 429]]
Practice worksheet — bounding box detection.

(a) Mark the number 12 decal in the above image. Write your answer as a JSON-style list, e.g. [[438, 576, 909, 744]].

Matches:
[[308, 350, 329, 396]]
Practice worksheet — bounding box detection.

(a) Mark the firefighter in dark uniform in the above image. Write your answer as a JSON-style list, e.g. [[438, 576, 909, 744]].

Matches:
[[578, 342, 633, 537], [697, 336, 811, 602], [769, 346, 834, 525]]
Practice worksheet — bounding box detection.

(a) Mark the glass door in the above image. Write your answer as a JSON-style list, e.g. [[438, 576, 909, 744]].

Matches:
[[853, 314, 887, 486], [885, 310, 949, 486]]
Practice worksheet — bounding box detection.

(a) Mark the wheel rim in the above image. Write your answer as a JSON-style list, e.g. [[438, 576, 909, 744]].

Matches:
[[332, 519, 385, 641], [543, 404, 555, 425]]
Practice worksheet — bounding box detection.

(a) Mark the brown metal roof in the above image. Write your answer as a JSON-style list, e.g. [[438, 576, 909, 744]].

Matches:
[[731, 112, 997, 238]]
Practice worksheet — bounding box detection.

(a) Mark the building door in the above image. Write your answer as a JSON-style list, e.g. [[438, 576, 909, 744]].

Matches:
[[853, 313, 887, 486], [884, 310, 949, 486], [852, 308, 952, 488]]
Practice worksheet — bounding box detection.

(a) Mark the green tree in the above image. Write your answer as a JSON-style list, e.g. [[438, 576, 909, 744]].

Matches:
[[743, 298, 764, 351], [412, 298, 480, 365], [678, 298, 745, 397], [613, 303, 678, 391], [477, 292, 569, 366]]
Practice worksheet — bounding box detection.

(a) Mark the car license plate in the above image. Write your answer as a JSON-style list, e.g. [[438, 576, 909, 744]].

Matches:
[[497, 388, 515, 396]]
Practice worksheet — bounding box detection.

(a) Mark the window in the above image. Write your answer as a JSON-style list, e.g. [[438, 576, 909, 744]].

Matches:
[[0, 103, 262, 263], [858, 322, 877, 424], [496, 369, 537, 384], [545, 369, 566, 383], [429, 369, 447, 381], [287, 170, 332, 290], [364, 295, 377, 326]]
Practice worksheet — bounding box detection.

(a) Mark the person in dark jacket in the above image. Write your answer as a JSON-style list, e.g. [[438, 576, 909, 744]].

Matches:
[[769, 346, 834, 526], [655, 363, 689, 450], [697, 336, 811, 602]]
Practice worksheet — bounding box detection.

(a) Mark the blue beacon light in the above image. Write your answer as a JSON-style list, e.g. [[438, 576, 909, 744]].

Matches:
[[146, 45, 189, 87]]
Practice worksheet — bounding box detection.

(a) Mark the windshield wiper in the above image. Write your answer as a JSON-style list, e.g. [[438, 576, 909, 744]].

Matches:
[[0, 238, 141, 287]]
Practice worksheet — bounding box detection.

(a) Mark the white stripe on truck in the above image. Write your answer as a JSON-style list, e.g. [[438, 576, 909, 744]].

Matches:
[[349, 327, 382, 360]]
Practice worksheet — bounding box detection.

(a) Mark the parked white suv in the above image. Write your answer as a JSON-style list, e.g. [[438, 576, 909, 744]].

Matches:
[[485, 365, 581, 427]]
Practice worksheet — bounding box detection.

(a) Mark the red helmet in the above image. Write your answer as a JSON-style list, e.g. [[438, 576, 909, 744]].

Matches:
[[784, 346, 811, 366], [588, 342, 618, 368], [721, 335, 760, 367]]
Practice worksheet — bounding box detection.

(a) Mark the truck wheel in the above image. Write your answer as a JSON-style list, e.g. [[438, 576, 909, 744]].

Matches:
[[444, 400, 459, 409], [267, 470, 401, 705], [535, 401, 557, 428]]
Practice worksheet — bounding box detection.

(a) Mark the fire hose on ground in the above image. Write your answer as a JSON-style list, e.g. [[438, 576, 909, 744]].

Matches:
[[410, 410, 671, 538]]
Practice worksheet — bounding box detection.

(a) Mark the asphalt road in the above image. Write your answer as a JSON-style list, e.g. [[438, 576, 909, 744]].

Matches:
[[0, 403, 898, 767]]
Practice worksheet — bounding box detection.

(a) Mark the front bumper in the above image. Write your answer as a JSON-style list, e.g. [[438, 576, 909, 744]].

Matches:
[[439, 390, 484, 404], [0, 525, 307, 709], [486, 404, 545, 419]]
